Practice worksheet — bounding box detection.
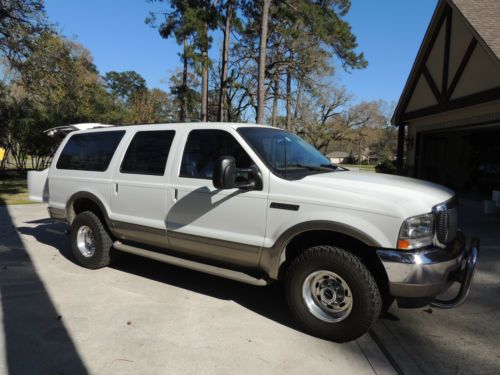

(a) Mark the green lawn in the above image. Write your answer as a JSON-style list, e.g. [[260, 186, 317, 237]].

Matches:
[[338, 164, 376, 172], [0, 178, 32, 205]]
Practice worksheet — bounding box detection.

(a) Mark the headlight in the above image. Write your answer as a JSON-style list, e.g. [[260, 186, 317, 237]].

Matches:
[[397, 213, 433, 250]]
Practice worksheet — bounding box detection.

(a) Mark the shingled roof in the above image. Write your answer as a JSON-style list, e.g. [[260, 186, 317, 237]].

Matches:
[[451, 0, 500, 60]]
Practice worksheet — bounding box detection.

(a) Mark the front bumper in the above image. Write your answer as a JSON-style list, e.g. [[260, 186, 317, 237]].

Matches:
[[376, 231, 479, 308]]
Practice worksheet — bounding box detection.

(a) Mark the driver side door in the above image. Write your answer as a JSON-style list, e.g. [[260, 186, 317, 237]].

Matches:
[[166, 128, 269, 268]]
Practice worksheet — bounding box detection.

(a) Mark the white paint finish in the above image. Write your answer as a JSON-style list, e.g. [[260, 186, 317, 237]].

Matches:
[[167, 183, 268, 247], [108, 129, 171, 230], [426, 19, 445, 89], [166, 125, 269, 248], [38, 122, 454, 258], [27, 168, 49, 202], [406, 75, 438, 112], [109, 180, 168, 229], [49, 175, 111, 213], [264, 171, 452, 249], [46, 128, 128, 214]]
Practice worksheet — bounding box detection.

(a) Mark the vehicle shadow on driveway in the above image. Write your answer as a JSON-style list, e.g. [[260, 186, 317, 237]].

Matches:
[[17, 219, 302, 335], [0, 204, 87, 375]]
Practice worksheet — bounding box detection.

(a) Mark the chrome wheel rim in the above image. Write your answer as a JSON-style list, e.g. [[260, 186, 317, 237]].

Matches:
[[76, 225, 96, 258], [302, 270, 353, 323]]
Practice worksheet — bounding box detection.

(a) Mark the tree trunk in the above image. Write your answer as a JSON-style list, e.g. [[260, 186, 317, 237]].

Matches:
[[285, 65, 292, 131], [256, 0, 270, 124], [181, 37, 188, 122], [293, 81, 302, 128], [201, 48, 208, 122], [271, 72, 279, 127], [217, 0, 233, 122], [201, 12, 209, 122]]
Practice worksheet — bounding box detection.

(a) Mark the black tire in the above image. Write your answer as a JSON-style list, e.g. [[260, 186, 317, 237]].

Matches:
[[285, 245, 382, 342], [70, 211, 113, 269]]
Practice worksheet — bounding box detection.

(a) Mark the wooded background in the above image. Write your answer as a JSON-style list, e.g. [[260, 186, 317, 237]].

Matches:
[[0, 0, 397, 171]]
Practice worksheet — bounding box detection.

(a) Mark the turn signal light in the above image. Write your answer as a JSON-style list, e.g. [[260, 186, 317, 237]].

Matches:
[[397, 239, 410, 250]]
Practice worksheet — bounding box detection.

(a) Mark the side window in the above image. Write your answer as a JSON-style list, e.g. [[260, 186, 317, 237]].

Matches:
[[180, 130, 253, 179], [56, 131, 125, 171], [120, 130, 175, 176]]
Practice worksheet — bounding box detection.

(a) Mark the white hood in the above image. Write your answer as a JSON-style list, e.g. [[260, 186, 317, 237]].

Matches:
[[290, 171, 454, 219]]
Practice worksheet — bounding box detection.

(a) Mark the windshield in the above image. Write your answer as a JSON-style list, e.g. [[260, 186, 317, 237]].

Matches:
[[238, 127, 337, 179]]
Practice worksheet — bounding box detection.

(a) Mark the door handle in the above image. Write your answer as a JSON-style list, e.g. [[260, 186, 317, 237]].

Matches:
[[170, 187, 178, 203], [114, 183, 118, 195]]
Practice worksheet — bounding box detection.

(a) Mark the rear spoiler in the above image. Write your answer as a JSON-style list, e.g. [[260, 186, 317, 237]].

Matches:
[[44, 123, 116, 137]]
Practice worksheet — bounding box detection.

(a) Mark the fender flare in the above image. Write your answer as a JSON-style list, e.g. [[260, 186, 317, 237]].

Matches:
[[66, 191, 113, 230], [259, 220, 382, 280]]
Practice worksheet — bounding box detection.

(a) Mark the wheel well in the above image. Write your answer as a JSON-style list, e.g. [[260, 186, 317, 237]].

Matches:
[[69, 197, 106, 227], [278, 230, 389, 297]]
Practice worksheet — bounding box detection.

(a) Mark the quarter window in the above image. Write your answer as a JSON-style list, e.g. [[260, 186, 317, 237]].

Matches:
[[56, 131, 125, 171], [180, 130, 253, 179], [120, 130, 175, 176]]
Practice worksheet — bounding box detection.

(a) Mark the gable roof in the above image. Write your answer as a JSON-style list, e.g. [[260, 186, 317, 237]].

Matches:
[[392, 0, 500, 125], [452, 0, 500, 60]]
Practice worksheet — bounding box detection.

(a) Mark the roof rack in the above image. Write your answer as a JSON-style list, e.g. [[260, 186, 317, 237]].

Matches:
[[44, 123, 116, 137]]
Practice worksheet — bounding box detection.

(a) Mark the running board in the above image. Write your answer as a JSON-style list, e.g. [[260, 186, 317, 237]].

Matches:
[[113, 241, 268, 286]]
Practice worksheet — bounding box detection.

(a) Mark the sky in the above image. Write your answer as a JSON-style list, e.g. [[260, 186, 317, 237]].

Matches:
[[44, 0, 438, 106]]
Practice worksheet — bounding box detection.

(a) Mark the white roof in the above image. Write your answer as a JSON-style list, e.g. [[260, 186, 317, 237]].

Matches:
[[44, 122, 280, 137]]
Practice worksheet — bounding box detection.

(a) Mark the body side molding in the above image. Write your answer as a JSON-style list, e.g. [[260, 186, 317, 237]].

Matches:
[[270, 202, 300, 211]]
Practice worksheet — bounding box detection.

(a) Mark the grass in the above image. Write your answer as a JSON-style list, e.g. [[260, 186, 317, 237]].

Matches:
[[0, 177, 32, 205], [338, 164, 377, 172]]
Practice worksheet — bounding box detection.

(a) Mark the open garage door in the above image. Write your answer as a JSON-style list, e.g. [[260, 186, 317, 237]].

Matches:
[[418, 124, 500, 193]]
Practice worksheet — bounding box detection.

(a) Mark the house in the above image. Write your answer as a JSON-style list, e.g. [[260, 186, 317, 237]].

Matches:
[[326, 151, 350, 164], [360, 148, 380, 165], [392, 0, 500, 192]]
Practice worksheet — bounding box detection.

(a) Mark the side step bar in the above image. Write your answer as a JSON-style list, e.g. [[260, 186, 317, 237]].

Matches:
[[113, 241, 269, 286]]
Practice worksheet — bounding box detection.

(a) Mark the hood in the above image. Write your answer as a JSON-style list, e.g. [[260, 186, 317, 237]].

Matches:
[[294, 171, 454, 219]]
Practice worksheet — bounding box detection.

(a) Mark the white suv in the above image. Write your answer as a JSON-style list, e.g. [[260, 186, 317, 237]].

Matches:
[[28, 122, 478, 342]]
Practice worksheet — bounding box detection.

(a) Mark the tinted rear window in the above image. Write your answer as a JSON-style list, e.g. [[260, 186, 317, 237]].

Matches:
[[120, 130, 175, 176], [56, 131, 125, 171]]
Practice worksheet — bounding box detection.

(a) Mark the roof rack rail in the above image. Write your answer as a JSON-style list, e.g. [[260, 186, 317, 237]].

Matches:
[[44, 123, 116, 137]]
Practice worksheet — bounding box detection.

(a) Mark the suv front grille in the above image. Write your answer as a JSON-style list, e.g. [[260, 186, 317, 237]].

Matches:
[[434, 197, 458, 245]]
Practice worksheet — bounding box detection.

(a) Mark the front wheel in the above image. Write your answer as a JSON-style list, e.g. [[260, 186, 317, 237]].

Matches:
[[285, 245, 382, 342]]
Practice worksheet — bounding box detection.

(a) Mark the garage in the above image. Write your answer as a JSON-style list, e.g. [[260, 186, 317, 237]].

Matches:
[[418, 124, 500, 191], [393, 0, 500, 194]]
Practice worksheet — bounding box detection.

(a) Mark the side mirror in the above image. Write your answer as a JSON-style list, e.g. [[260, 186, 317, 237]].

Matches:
[[213, 156, 236, 189]]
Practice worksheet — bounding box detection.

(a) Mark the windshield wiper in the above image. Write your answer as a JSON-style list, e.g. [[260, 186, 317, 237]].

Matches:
[[287, 163, 336, 171]]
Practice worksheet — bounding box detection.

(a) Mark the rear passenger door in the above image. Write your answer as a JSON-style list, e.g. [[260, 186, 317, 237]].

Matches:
[[109, 130, 176, 248]]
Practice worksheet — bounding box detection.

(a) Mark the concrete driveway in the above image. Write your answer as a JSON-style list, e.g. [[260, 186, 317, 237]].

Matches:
[[0, 204, 394, 375]]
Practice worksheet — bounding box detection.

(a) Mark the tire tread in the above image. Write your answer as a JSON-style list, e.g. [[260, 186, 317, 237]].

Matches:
[[70, 211, 113, 269], [286, 245, 382, 342]]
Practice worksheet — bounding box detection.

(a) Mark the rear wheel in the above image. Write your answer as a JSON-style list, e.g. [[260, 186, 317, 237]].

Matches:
[[286, 245, 382, 342], [70, 211, 113, 269]]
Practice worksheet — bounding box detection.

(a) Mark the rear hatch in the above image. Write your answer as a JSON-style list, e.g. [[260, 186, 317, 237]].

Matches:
[[28, 123, 115, 202]]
